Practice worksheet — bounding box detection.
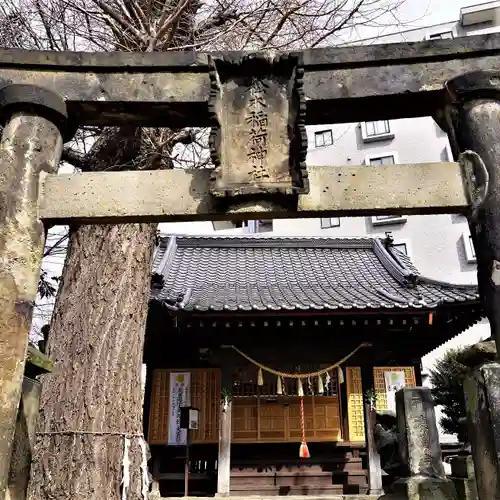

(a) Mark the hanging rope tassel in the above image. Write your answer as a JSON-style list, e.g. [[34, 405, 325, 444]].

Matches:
[[317, 374, 324, 395], [299, 397, 310, 459], [337, 366, 345, 385], [325, 371, 331, 391], [297, 378, 304, 397], [139, 438, 150, 500], [257, 367, 264, 386], [121, 436, 131, 500], [277, 375, 283, 395]]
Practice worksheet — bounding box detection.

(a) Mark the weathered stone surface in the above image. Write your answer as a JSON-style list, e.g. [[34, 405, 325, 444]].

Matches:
[[209, 54, 307, 204], [457, 339, 496, 369], [396, 388, 444, 479], [394, 476, 460, 500], [0, 111, 64, 500], [463, 363, 500, 500], [394, 388, 458, 500], [3, 33, 500, 126], [6, 377, 41, 500], [38, 163, 469, 225]]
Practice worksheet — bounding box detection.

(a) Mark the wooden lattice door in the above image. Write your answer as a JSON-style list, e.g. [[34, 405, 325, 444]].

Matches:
[[148, 368, 220, 445], [345, 365, 417, 442], [373, 366, 416, 412], [232, 367, 341, 443]]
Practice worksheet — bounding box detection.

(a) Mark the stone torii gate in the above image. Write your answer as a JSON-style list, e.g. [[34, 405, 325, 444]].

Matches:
[[1, 33, 500, 500]]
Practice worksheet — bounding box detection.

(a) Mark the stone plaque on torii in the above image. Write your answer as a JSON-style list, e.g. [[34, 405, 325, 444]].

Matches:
[[1, 34, 500, 500]]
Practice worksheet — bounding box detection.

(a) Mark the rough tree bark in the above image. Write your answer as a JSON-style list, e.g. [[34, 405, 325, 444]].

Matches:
[[28, 124, 158, 500], [28, 222, 156, 500]]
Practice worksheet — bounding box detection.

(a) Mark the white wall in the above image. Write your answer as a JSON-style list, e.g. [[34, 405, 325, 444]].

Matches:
[[275, 117, 476, 283]]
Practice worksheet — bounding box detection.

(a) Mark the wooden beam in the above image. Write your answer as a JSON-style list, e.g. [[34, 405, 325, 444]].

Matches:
[[39, 162, 469, 224], [218, 367, 232, 496], [2, 33, 500, 126], [360, 366, 383, 496]]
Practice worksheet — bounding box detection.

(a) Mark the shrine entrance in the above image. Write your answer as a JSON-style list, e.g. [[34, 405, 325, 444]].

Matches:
[[142, 235, 479, 496]]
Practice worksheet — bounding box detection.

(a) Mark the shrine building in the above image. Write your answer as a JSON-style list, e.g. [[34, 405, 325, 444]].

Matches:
[[143, 234, 481, 496]]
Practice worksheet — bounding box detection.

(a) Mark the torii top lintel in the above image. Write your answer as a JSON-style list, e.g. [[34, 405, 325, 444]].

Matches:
[[1, 32, 499, 128]]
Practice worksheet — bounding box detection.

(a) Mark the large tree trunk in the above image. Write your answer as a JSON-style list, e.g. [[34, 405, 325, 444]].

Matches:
[[28, 222, 156, 500]]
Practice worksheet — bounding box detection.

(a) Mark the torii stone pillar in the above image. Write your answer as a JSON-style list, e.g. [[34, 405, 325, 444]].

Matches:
[[0, 84, 70, 500], [445, 71, 500, 500]]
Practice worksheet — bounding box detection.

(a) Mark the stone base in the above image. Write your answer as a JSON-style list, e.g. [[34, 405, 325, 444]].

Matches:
[[449, 456, 478, 500], [451, 478, 478, 500], [450, 456, 474, 479], [393, 476, 458, 500]]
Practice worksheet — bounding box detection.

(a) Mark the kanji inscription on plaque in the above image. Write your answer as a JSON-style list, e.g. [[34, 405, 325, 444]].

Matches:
[[208, 54, 307, 199], [245, 79, 269, 181]]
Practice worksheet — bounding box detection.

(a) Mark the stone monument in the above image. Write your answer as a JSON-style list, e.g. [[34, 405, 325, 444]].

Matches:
[[394, 388, 458, 500]]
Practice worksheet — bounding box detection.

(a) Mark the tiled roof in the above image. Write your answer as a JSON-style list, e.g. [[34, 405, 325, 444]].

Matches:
[[151, 235, 479, 312]]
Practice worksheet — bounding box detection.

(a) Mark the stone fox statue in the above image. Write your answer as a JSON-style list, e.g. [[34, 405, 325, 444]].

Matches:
[[373, 411, 408, 478]]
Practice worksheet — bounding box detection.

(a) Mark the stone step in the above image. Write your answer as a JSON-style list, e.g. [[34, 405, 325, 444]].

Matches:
[[230, 486, 345, 496], [156, 496, 385, 500]]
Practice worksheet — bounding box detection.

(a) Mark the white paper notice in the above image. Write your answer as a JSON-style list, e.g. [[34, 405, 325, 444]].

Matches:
[[384, 370, 405, 413], [167, 372, 191, 445]]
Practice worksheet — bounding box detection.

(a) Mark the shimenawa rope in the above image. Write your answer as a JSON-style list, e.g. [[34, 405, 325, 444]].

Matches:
[[223, 342, 370, 379]]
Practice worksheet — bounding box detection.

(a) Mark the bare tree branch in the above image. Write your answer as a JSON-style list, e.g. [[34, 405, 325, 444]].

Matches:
[[62, 146, 89, 170], [92, 0, 144, 44]]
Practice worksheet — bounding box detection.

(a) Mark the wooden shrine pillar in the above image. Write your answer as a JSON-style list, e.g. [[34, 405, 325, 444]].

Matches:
[[360, 365, 383, 495], [0, 84, 70, 500], [412, 359, 423, 387], [217, 365, 232, 497]]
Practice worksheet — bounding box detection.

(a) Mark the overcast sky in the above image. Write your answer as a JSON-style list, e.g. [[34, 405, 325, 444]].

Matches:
[[402, 0, 481, 26], [350, 0, 487, 41]]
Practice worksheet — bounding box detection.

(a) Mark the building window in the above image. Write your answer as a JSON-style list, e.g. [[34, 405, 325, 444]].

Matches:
[[314, 129, 333, 148], [366, 153, 407, 226], [462, 232, 476, 263], [212, 220, 273, 233], [372, 214, 407, 226], [392, 242, 408, 256], [254, 220, 273, 233], [320, 217, 340, 229], [361, 121, 394, 143], [428, 31, 453, 40], [368, 154, 395, 166]]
